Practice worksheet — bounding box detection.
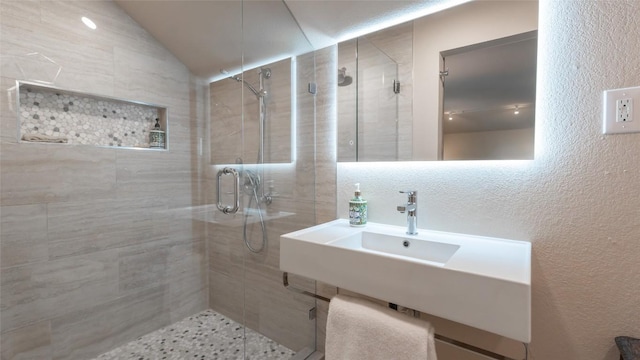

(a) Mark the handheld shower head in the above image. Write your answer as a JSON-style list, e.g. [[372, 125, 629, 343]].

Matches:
[[220, 69, 267, 98], [260, 68, 272, 79]]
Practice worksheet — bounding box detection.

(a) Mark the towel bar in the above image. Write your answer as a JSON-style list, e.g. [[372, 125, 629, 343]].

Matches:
[[283, 272, 331, 302], [282, 271, 527, 360]]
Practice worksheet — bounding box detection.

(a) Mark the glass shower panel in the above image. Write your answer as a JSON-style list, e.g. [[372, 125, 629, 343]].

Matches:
[[337, 39, 358, 162], [241, 0, 318, 357], [357, 37, 400, 161], [208, 0, 318, 359]]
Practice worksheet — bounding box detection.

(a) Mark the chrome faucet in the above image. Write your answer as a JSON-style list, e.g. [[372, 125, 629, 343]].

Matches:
[[397, 190, 418, 235]]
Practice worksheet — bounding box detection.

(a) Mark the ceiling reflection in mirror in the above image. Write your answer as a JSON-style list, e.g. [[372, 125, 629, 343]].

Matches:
[[337, 0, 538, 162], [442, 31, 537, 160], [116, 0, 537, 162]]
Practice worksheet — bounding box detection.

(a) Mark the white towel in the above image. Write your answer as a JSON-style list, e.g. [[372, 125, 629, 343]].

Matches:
[[22, 134, 68, 143], [326, 295, 437, 360]]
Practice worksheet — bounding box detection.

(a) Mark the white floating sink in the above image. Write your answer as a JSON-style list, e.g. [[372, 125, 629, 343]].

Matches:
[[280, 219, 531, 343]]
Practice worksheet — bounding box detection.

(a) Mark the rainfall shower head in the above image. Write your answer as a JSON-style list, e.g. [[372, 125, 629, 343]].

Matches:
[[338, 67, 353, 86]]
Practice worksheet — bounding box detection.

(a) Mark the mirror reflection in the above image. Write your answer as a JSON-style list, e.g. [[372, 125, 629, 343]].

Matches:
[[442, 31, 537, 160], [337, 0, 538, 162]]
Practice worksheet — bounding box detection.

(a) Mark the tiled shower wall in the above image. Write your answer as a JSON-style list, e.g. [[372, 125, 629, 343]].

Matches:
[[0, 1, 207, 359]]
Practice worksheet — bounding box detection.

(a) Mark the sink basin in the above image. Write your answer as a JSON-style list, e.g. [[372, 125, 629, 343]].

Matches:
[[330, 231, 460, 266], [280, 219, 531, 343]]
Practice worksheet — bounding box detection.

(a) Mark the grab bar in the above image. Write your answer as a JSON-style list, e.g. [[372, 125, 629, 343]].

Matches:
[[282, 271, 527, 360], [216, 167, 240, 214]]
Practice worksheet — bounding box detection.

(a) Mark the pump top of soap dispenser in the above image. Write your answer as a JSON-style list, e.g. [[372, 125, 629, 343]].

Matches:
[[354, 183, 361, 198]]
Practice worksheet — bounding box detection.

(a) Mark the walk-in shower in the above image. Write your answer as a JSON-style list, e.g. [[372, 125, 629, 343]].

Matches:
[[0, 1, 320, 359]]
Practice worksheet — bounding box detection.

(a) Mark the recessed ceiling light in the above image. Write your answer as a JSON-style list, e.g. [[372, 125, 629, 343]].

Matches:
[[82, 16, 97, 30], [514, 105, 520, 115]]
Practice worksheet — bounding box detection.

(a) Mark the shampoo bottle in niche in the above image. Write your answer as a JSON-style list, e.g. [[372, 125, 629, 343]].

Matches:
[[149, 118, 165, 149], [349, 183, 367, 227]]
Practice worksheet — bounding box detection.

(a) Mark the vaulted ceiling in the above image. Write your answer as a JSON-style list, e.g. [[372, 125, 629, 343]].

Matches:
[[113, 0, 467, 81]]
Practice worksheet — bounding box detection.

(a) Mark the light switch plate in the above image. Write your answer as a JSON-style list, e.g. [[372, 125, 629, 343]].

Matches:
[[603, 86, 640, 134]]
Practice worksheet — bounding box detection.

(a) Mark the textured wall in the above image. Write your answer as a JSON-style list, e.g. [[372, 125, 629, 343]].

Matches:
[[0, 1, 208, 359], [337, 0, 640, 359]]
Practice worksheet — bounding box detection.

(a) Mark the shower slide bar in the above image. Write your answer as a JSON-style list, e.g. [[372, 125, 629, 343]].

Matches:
[[216, 167, 240, 214], [282, 272, 527, 360]]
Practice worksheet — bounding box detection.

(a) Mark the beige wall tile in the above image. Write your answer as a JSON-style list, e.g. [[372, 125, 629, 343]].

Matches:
[[1, 250, 119, 332], [1, 204, 48, 268], [167, 242, 207, 322], [0, 14, 115, 95], [209, 78, 243, 164], [47, 198, 169, 260], [209, 270, 244, 323], [50, 286, 169, 360], [256, 288, 316, 352], [0, 0, 40, 27], [241, 265, 316, 351], [0, 143, 117, 206], [113, 46, 190, 106], [0, 320, 52, 360], [0, 77, 21, 144], [117, 241, 171, 295], [37, 1, 171, 63], [114, 150, 194, 206]]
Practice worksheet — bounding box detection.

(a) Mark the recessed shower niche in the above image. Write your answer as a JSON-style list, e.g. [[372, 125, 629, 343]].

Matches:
[[16, 81, 168, 150]]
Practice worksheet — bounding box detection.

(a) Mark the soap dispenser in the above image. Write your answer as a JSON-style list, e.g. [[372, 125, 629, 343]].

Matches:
[[349, 183, 367, 227], [149, 118, 165, 149]]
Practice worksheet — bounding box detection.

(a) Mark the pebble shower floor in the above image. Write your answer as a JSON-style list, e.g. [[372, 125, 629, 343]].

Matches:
[[93, 310, 296, 360]]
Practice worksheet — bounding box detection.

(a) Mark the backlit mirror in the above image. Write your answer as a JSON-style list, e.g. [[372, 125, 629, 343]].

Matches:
[[337, 0, 538, 161]]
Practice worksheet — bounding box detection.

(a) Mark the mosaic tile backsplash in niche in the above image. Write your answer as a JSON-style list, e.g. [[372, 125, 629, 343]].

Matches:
[[19, 84, 165, 149]]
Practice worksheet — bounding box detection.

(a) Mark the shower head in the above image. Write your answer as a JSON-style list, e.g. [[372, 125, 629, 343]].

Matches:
[[234, 75, 261, 97], [260, 68, 271, 79], [338, 67, 353, 86], [338, 76, 353, 86]]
